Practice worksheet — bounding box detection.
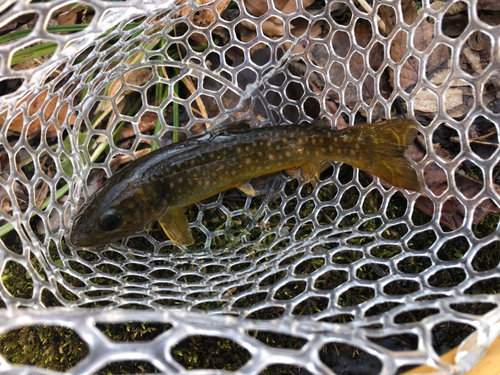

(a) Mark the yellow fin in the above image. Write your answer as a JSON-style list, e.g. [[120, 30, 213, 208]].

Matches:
[[237, 182, 256, 196], [338, 119, 421, 191], [299, 162, 321, 188], [158, 206, 194, 246]]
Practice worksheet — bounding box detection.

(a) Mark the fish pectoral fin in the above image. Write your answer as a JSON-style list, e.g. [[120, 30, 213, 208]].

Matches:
[[158, 206, 194, 247], [237, 181, 256, 196], [299, 162, 321, 188]]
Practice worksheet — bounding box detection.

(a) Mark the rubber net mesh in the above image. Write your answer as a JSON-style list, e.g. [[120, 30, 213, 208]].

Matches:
[[0, 0, 499, 374]]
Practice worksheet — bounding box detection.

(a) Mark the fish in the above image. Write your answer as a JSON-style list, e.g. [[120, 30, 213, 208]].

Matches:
[[70, 119, 421, 248]]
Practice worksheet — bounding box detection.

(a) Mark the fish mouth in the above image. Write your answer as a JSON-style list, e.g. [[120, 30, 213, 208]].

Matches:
[[69, 226, 93, 247]]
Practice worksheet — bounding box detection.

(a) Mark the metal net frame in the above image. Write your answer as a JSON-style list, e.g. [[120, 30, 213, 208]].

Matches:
[[0, 0, 499, 373]]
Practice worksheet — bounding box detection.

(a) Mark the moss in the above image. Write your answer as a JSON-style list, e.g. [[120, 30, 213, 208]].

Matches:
[[171, 336, 251, 370], [0, 326, 88, 371]]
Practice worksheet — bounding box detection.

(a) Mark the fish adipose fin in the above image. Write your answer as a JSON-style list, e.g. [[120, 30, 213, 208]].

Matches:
[[158, 206, 194, 246], [340, 119, 421, 191]]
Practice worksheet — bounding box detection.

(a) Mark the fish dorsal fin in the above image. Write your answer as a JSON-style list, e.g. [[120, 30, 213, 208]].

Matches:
[[217, 121, 252, 134], [310, 119, 330, 129]]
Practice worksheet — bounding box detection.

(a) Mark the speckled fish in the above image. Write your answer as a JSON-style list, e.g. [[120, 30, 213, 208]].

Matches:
[[70, 119, 421, 247]]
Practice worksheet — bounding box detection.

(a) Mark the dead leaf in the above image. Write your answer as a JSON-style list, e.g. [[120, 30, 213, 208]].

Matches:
[[406, 136, 500, 230], [478, 0, 500, 10], [175, 0, 232, 25], [97, 68, 152, 113], [0, 90, 75, 137], [34, 180, 49, 207], [381, 0, 450, 90], [244, 0, 270, 16], [124, 68, 153, 87], [110, 149, 151, 171], [119, 112, 157, 140], [238, 0, 314, 40], [57, 5, 87, 26], [390, 23, 450, 90], [0, 172, 28, 214]]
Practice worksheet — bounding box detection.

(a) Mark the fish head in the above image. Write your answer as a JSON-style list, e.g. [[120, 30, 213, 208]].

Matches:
[[70, 179, 167, 247]]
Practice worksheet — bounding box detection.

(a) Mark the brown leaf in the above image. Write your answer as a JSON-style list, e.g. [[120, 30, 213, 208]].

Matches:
[[119, 112, 157, 140], [478, 0, 500, 10], [423, 161, 448, 196], [439, 198, 465, 230], [124, 68, 152, 87], [110, 149, 151, 171], [244, 0, 270, 16], [391, 22, 450, 90], [383, 0, 449, 90], [57, 5, 87, 26], [401, 0, 419, 25], [176, 0, 232, 25], [0, 91, 75, 137], [409, 137, 500, 229], [240, 0, 315, 39]]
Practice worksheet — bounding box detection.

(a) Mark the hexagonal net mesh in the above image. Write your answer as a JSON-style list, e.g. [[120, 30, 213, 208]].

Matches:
[[0, 0, 499, 373]]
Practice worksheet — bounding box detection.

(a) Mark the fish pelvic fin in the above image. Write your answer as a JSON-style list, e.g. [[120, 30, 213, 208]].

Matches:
[[338, 119, 421, 191]]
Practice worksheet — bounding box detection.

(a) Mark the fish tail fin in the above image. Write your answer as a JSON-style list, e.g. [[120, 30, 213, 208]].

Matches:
[[339, 119, 421, 191]]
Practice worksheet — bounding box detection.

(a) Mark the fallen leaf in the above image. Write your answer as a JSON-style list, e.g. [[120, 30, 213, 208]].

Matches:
[[381, 0, 450, 91], [123, 68, 152, 87], [110, 148, 151, 171], [57, 5, 87, 26], [119, 112, 157, 140], [244, 0, 270, 16], [0, 172, 28, 214], [0, 90, 75, 137], [175, 0, 232, 25], [34, 180, 49, 208], [406, 135, 500, 229], [238, 0, 315, 40], [478, 0, 500, 10]]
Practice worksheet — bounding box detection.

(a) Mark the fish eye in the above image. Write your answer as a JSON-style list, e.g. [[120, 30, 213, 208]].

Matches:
[[99, 210, 123, 231]]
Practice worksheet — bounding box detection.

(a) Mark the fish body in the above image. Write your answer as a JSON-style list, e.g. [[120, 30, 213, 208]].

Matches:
[[70, 119, 420, 247]]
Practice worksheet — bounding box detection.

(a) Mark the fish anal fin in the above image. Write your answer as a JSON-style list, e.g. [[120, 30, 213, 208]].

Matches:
[[158, 206, 194, 247], [300, 162, 321, 188], [286, 163, 321, 187], [237, 181, 256, 196]]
